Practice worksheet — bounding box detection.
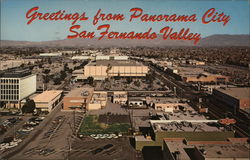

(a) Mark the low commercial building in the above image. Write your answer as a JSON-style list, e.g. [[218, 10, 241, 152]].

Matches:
[[113, 91, 128, 105], [128, 97, 145, 108], [71, 56, 92, 60], [39, 53, 62, 57], [188, 60, 206, 65], [146, 97, 187, 113], [0, 69, 36, 109], [63, 87, 94, 110], [163, 138, 249, 160], [0, 59, 40, 70], [83, 60, 149, 80], [166, 67, 229, 84], [135, 120, 234, 151], [88, 91, 107, 110], [213, 87, 250, 113], [32, 90, 63, 112], [72, 69, 85, 81]]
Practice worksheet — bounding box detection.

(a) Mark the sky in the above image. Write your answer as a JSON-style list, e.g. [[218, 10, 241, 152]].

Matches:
[[0, 0, 249, 41]]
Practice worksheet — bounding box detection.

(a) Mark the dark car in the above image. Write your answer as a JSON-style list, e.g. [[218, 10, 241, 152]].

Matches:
[[91, 148, 103, 154], [102, 144, 113, 150]]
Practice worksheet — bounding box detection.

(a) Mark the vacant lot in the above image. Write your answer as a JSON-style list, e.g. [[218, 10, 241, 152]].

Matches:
[[79, 115, 131, 135]]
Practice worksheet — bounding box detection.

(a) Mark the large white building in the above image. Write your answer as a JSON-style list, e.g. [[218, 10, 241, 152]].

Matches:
[[39, 53, 62, 57], [0, 70, 36, 109], [83, 60, 149, 80]]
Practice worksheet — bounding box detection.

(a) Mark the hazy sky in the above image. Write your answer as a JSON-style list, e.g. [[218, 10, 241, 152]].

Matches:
[[0, 0, 249, 41]]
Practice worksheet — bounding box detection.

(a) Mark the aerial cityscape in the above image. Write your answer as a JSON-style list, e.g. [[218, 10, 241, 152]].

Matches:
[[0, 0, 250, 160]]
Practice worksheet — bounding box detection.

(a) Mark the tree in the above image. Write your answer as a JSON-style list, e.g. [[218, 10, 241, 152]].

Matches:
[[126, 77, 132, 84], [134, 80, 141, 87], [38, 64, 43, 68], [43, 75, 50, 83], [43, 69, 50, 74], [86, 76, 94, 85], [48, 58, 52, 64], [22, 99, 36, 113], [60, 70, 67, 80], [29, 66, 34, 70], [64, 63, 69, 71], [53, 78, 62, 85]]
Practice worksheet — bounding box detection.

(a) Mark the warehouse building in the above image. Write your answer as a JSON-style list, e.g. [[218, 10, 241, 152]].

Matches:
[[0, 69, 36, 109], [213, 87, 250, 113], [83, 60, 149, 80], [32, 90, 63, 112]]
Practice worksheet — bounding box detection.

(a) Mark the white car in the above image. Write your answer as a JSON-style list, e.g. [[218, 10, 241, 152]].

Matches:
[[90, 134, 96, 138], [103, 134, 109, 138], [107, 135, 113, 139]]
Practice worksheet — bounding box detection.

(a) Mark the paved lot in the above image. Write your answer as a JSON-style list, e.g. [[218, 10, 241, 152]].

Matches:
[[69, 137, 142, 160], [0, 116, 31, 143], [7, 110, 80, 160]]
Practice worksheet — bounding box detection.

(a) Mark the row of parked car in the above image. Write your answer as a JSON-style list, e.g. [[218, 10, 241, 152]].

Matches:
[[17, 116, 45, 136], [0, 117, 23, 135], [87, 133, 122, 139], [0, 116, 45, 152], [0, 138, 22, 151], [24, 147, 55, 156]]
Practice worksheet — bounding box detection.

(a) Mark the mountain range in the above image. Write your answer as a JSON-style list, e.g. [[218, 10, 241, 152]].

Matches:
[[0, 34, 249, 48]]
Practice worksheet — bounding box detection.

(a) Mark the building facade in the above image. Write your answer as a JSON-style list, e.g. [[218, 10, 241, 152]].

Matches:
[[32, 90, 63, 112], [0, 70, 36, 109], [84, 60, 149, 80], [213, 87, 250, 113]]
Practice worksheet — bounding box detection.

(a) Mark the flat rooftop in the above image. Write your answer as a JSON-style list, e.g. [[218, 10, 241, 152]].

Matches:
[[164, 106, 207, 120], [128, 97, 145, 101], [215, 87, 250, 99], [33, 90, 63, 102], [87, 60, 144, 66], [196, 144, 249, 158], [148, 97, 182, 103], [92, 92, 107, 99], [164, 139, 249, 159], [65, 87, 94, 97], [170, 66, 225, 77], [150, 120, 229, 132], [165, 141, 192, 160], [0, 69, 32, 78]]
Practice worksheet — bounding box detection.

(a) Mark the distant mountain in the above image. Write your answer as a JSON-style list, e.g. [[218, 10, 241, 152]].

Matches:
[[1, 34, 249, 48], [199, 34, 250, 47]]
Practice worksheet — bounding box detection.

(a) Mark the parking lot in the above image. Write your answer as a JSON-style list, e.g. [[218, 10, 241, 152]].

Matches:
[[0, 114, 46, 152], [69, 137, 142, 160]]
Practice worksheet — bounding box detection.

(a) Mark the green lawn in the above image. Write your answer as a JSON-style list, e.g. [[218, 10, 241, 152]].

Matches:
[[79, 115, 131, 135]]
